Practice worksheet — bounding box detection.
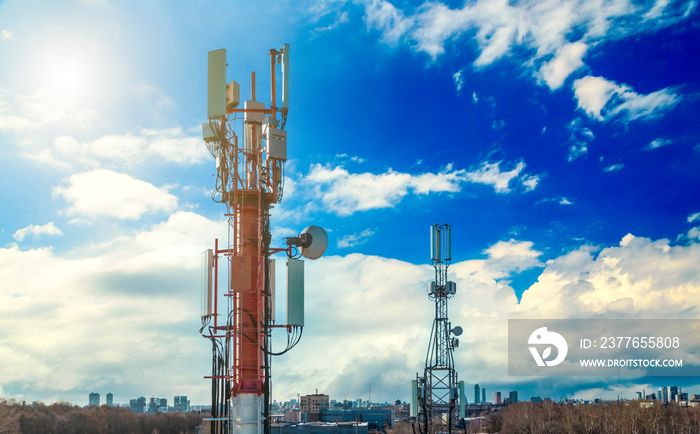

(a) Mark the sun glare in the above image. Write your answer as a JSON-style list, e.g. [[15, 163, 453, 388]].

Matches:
[[50, 61, 85, 95], [39, 45, 98, 102]]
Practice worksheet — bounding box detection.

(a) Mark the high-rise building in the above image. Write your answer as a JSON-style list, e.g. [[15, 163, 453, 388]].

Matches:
[[474, 384, 480, 404], [89, 393, 100, 406], [493, 392, 501, 405], [482, 388, 486, 403], [509, 391, 518, 404], [130, 397, 146, 413], [174, 396, 190, 412], [670, 385, 678, 402], [106, 393, 113, 406], [300, 393, 329, 422], [636, 392, 642, 400], [658, 387, 668, 403]]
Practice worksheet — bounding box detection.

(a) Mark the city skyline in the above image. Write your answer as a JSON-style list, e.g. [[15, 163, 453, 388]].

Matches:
[[1, 0, 699, 406]]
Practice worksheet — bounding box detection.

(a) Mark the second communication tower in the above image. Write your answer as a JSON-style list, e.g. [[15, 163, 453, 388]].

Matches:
[[412, 224, 466, 434]]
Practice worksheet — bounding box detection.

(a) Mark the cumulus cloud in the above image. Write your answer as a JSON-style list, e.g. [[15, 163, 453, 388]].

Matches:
[[465, 160, 540, 193], [13, 222, 63, 242], [304, 163, 467, 216], [0, 211, 221, 404], [2, 208, 700, 404], [275, 229, 700, 402], [573, 76, 681, 123], [538, 42, 588, 90], [53, 169, 178, 220], [303, 160, 539, 215], [53, 127, 209, 167]]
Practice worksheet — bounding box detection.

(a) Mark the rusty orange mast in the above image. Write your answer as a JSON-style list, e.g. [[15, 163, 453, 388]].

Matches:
[[199, 45, 327, 434]]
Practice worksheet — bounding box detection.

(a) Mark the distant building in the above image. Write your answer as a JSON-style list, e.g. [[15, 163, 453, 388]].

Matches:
[[509, 391, 518, 404], [670, 386, 678, 402], [658, 387, 668, 403], [321, 408, 394, 429], [474, 384, 480, 404], [106, 393, 113, 406], [636, 392, 642, 400], [300, 392, 329, 422], [174, 396, 190, 412], [482, 388, 486, 403], [148, 397, 168, 414], [531, 397, 543, 403], [130, 397, 146, 413], [493, 392, 501, 405], [89, 393, 100, 406]]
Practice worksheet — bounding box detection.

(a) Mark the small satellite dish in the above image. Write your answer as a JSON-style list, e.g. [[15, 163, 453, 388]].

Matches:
[[299, 225, 328, 260], [453, 338, 459, 349], [452, 326, 463, 336]]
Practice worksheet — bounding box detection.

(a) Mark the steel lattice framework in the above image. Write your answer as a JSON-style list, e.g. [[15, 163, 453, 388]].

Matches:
[[417, 224, 460, 434]]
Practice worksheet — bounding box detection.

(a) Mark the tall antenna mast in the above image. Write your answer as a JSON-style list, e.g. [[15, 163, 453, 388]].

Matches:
[[199, 45, 327, 434], [412, 224, 464, 434]]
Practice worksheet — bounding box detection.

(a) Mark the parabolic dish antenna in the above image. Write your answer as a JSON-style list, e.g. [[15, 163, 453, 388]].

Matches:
[[299, 225, 328, 260], [452, 326, 463, 336]]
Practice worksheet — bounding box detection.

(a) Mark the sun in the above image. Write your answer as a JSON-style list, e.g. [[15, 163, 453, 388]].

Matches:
[[47, 54, 89, 97]]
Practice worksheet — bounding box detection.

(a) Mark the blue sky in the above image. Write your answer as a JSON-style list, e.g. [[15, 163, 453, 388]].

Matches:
[[1, 0, 699, 406]]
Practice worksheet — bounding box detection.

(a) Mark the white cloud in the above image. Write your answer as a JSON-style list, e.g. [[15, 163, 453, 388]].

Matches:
[[465, 160, 539, 193], [361, 0, 413, 45], [53, 169, 178, 220], [338, 229, 376, 248], [573, 76, 681, 123], [688, 212, 700, 223], [277, 230, 700, 401], [304, 163, 467, 216], [53, 128, 209, 167], [13, 222, 63, 242], [358, 0, 689, 73], [453, 70, 464, 94], [603, 163, 624, 172], [482, 239, 544, 275], [314, 10, 350, 33], [521, 233, 700, 318], [2, 208, 700, 404], [646, 138, 672, 150], [335, 153, 366, 163], [572, 76, 619, 120], [303, 160, 540, 215], [536, 197, 573, 206], [0, 211, 221, 403], [1, 30, 15, 42], [538, 42, 588, 90]]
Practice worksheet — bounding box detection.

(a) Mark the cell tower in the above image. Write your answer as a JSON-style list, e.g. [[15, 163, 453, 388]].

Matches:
[[199, 45, 328, 434], [411, 224, 465, 434]]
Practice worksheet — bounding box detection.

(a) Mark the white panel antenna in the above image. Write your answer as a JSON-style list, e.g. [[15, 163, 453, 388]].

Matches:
[[207, 49, 227, 119], [282, 44, 289, 109], [201, 249, 213, 317]]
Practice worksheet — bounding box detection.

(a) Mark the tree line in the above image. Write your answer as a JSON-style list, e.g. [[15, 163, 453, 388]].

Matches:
[[0, 399, 203, 434], [475, 400, 700, 434], [389, 401, 700, 434]]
